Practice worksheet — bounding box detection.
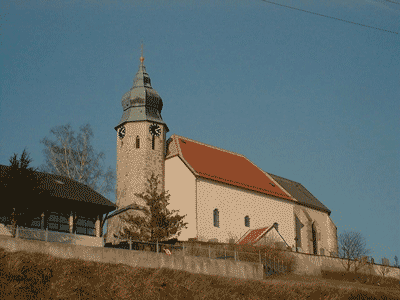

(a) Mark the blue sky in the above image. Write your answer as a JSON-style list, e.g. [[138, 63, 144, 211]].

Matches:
[[0, 0, 399, 265]]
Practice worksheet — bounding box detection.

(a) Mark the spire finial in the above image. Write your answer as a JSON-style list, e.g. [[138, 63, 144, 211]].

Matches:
[[140, 41, 144, 63]]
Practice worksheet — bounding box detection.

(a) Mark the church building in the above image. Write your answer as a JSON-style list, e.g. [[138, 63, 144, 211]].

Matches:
[[106, 54, 338, 256]]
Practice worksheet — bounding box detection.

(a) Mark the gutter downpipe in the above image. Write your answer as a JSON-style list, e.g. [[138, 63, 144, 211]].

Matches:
[[195, 177, 198, 241]]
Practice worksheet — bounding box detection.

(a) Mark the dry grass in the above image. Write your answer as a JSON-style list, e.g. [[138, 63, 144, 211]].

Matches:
[[0, 246, 399, 300]]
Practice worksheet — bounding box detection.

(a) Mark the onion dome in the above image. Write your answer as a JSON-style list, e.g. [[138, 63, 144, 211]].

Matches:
[[115, 55, 169, 132]]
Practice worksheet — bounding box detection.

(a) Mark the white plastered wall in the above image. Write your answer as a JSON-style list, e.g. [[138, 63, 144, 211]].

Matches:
[[196, 178, 296, 245], [165, 156, 197, 241]]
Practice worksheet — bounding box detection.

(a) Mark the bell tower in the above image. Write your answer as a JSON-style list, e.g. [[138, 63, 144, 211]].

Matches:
[[106, 49, 169, 245]]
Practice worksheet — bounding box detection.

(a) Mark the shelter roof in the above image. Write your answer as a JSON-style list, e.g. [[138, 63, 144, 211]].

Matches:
[[235, 224, 289, 247], [235, 226, 274, 245], [0, 165, 116, 212]]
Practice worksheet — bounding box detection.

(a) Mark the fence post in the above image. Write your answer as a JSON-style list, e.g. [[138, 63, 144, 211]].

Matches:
[[129, 237, 132, 250], [15, 226, 19, 238], [234, 249, 236, 261], [46, 228, 48, 242], [279, 259, 281, 273], [274, 257, 275, 272], [259, 250, 261, 264], [183, 244, 185, 256], [156, 240, 159, 253], [209, 245, 210, 259]]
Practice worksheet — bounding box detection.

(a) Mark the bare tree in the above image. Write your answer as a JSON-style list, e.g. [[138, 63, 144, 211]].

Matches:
[[338, 230, 371, 273], [1, 149, 47, 236], [113, 173, 188, 243], [39, 123, 115, 198], [394, 255, 399, 268]]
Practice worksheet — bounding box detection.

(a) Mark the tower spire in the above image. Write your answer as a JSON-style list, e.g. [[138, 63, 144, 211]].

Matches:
[[132, 42, 150, 88], [115, 43, 169, 132]]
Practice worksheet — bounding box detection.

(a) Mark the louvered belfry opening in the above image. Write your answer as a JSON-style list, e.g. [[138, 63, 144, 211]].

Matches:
[[136, 136, 140, 148]]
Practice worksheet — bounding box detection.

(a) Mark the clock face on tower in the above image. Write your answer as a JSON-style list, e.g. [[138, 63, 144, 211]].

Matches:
[[149, 123, 161, 136], [118, 126, 126, 139]]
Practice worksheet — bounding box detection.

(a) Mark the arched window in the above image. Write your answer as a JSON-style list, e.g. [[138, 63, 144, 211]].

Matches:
[[244, 215, 250, 227], [213, 209, 219, 227], [136, 136, 140, 149], [295, 215, 304, 249], [312, 222, 318, 255]]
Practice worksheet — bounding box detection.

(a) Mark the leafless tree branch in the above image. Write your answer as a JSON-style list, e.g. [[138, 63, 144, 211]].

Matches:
[[39, 123, 115, 199]]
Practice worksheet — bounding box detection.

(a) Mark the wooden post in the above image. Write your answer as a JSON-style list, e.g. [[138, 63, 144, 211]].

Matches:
[[15, 226, 19, 238], [46, 228, 48, 242], [95, 215, 100, 238], [41, 212, 45, 230], [129, 237, 132, 250], [209, 245, 210, 259], [259, 250, 261, 264], [69, 212, 74, 234]]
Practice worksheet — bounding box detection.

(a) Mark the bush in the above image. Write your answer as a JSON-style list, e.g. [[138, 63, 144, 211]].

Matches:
[[321, 269, 400, 289], [0, 248, 54, 299]]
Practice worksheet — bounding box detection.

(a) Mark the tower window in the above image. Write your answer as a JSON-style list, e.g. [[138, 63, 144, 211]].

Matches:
[[213, 209, 219, 228], [244, 215, 250, 227], [152, 135, 155, 150], [136, 136, 140, 149]]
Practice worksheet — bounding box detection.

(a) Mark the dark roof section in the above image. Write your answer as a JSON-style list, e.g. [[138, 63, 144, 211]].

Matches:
[[0, 165, 116, 211], [268, 173, 331, 215]]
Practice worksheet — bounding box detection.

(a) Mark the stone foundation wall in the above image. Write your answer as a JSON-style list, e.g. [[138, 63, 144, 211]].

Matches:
[[289, 251, 400, 280], [0, 236, 264, 281]]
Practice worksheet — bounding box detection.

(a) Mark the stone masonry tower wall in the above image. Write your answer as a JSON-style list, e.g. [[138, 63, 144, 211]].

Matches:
[[115, 121, 166, 209]]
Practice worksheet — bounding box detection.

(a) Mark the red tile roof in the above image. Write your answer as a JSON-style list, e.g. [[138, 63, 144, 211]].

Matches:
[[166, 135, 293, 201], [235, 226, 272, 245]]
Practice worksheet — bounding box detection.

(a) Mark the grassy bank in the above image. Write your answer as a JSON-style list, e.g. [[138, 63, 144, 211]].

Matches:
[[0, 247, 399, 299]]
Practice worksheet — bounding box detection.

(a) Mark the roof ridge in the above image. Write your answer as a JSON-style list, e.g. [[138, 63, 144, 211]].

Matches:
[[198, 173, 290, 198], [170, 134, 246, 158], [268, 172, 301, 185]]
